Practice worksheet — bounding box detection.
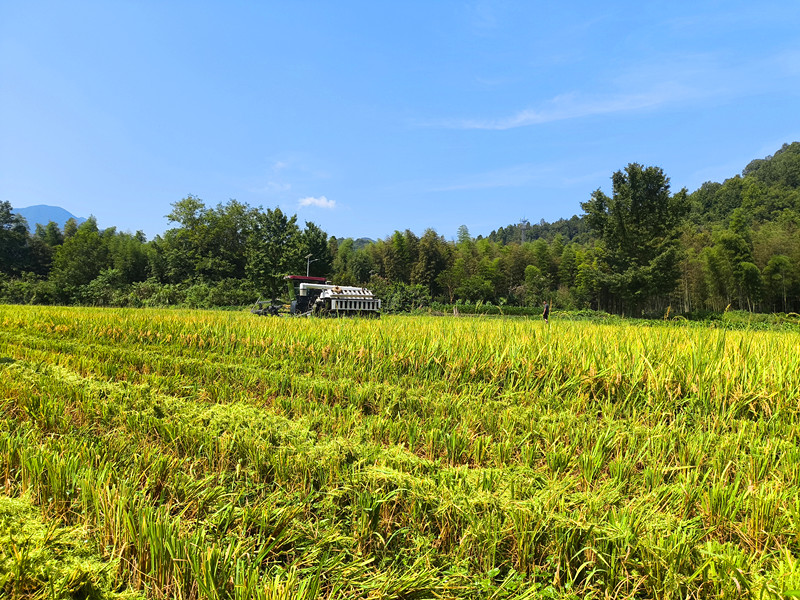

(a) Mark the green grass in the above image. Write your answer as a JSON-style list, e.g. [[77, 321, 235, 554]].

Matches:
[[0, 493, 145, 599], [1, 305, 800, 598]]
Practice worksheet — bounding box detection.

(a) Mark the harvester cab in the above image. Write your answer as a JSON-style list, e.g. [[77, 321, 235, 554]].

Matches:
[[285, 275, 328, 315]]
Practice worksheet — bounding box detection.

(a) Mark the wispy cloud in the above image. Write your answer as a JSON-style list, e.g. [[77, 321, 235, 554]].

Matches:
[[445, 83, 699, 130], [433, 47, 766, 131], [439, 43, 800, 132], [298, 195, 336, 209]]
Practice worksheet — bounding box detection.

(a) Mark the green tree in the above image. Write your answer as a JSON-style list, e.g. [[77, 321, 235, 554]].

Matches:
[[739, 261, 763, 311], [27, 221, 65, 276], [350, 249, 374, 283], [384, 231, 411, 283], [156, 196, 255, 283], [106, 231, 150, 284], [558, 245, 577, 288], [155, 196, 206, 283], [762, 254, 792, 312], [34, 221, 64, 248], [456, 224, 471, 245], [411, 229, 451, 298], [437, 256, 468, 304], [573, 249, 601, 309], [49, 217, 109, 301], [63, 218, 78, 239], [245, 208, 303, 298], [456, 274, 494, 303], [501, 243, 532, 290], [581, 163, 689, 312], [332, 238, 356, 285], [688, 181, 722, 224], [531, 239, 554, 290], [478, 255, 505, 301], [198, 200, 254, 280], [523, 264, 546, 306], [712, 229, 754, 309], [0, 201, 31, 275], [743, 142, 800, 189], [301, 221, 332, 278]]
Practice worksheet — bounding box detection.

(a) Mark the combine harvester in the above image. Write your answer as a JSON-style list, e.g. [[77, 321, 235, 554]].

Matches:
[[252, 275, 381, 317]]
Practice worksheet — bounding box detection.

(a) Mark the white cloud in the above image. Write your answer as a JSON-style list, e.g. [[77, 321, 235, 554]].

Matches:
[[298, 195, 336, 209]]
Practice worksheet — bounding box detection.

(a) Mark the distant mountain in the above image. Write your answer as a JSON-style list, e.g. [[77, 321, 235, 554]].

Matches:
[[353, 237, 375, 250], [332, 237, 375, 250], [12, 205, 87, 231]]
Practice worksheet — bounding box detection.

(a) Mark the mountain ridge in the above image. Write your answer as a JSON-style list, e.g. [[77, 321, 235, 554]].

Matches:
[[12, 205, 87, 230]]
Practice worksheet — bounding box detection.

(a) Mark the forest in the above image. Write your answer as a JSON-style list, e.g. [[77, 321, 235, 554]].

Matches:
[[2, 142, 799, 316]]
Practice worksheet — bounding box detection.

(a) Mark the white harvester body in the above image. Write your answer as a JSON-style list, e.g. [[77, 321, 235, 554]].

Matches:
[[299, 283, 382, 316]]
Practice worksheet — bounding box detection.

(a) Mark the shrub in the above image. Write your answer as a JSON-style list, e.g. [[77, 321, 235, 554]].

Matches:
[[0, 273, 57, 305]]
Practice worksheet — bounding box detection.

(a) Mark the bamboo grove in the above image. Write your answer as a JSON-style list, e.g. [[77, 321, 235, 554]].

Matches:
[[3, 143, 800, 315], [2, 305, 800, 598]]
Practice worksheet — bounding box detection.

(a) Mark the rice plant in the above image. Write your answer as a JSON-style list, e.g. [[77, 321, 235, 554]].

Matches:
[[1, 304, 800, 598]]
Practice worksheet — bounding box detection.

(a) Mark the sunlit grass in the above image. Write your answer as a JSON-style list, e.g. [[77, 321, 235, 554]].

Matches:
[[1, 304, 800, 598]]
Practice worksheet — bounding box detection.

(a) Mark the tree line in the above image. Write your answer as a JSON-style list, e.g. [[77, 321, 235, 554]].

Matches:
[[2, 143, 799, 315]]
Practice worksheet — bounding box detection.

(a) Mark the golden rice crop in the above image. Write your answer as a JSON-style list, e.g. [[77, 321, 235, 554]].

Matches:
[[1, 304, 800, 599]]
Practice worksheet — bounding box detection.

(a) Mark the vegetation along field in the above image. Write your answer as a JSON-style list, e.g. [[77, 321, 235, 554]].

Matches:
[[2, 304, 800, 599]]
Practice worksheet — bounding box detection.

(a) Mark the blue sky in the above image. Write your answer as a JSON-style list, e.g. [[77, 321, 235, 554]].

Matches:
[[2, 1, 799, 241]]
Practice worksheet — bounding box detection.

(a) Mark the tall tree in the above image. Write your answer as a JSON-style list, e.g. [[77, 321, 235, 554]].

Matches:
[[558, 245, 577, 289], [332, 238, 356, 284], [63, 218, 78, 239], [411, 229, 450, 297], [712, 229, 756, 309], [0, 201, 31, 275], [106, 230, 150, 284], [581, 163, 689, 311], [763, 254, 793, 312], [49, 217, 109, 300], [160, 196, 255, 282], [384, 231, 411, 283], [34, 221, 64, 248], [245, 208, 303, 298], [301, 221, 333, 277], [350, 249, 374, 283]]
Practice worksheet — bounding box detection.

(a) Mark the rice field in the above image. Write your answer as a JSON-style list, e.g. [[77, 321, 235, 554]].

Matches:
[[1, 304, 800, 599]]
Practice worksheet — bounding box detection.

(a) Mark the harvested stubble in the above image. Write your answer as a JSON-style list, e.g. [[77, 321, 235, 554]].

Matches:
[[1, 305, 800, 599]]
